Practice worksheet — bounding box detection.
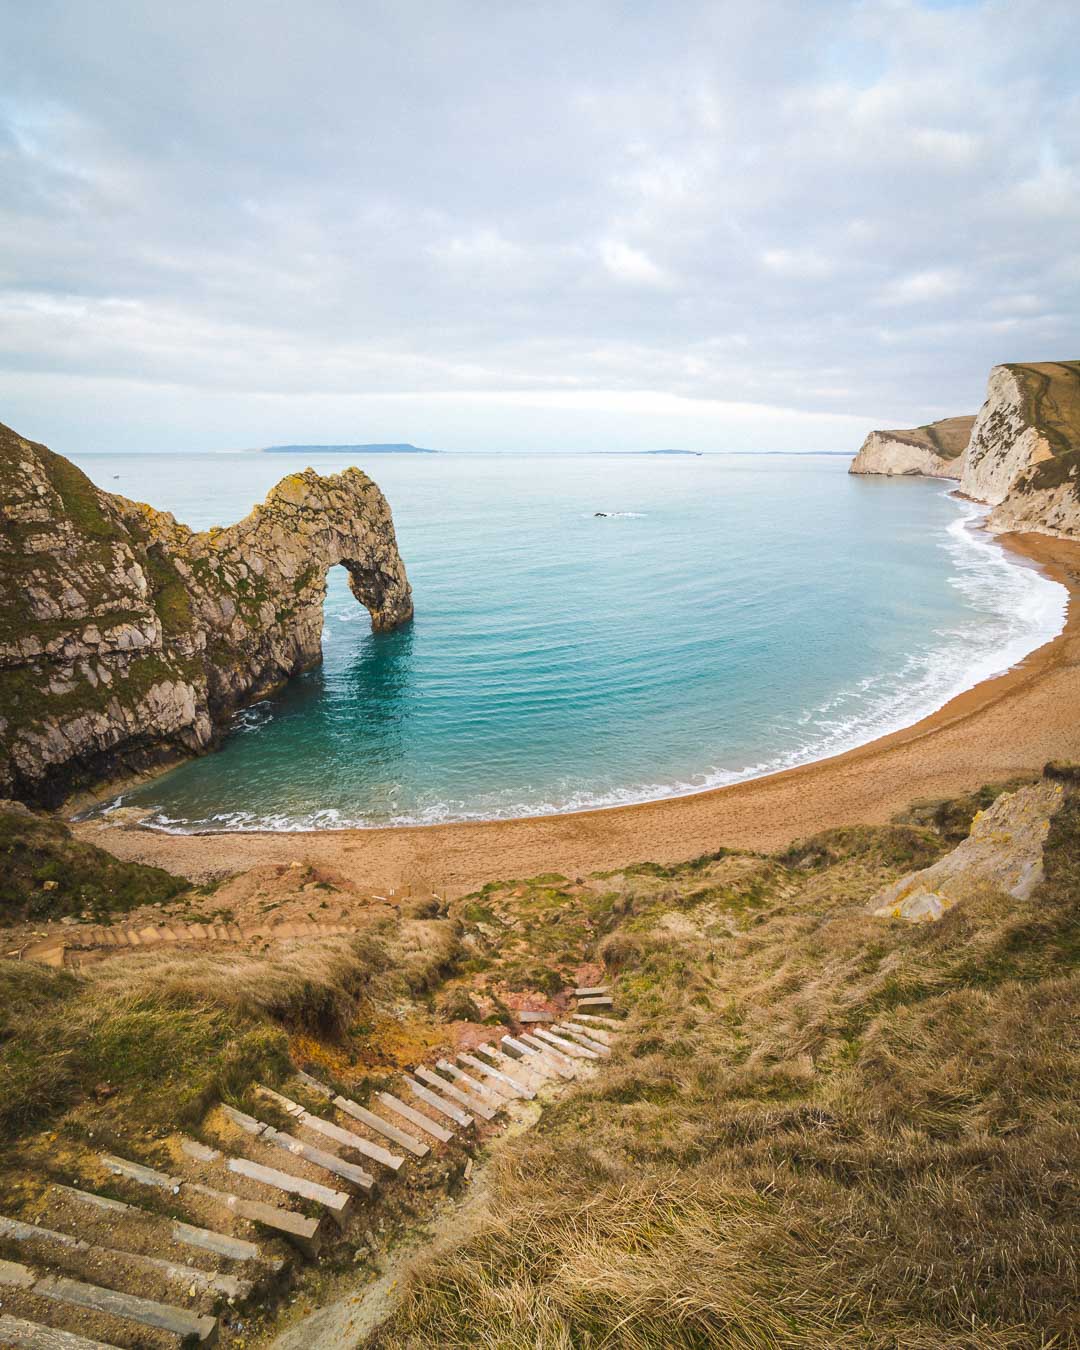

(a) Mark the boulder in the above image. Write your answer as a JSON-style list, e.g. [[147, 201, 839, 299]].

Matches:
[[870, 780, 1063, 922]]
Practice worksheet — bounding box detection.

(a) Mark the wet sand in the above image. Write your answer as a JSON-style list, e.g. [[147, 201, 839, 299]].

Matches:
[[73, 531, 1080, 896]]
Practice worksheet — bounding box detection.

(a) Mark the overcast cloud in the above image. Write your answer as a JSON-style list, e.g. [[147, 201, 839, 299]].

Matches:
[[1, 0, 1077, 452]]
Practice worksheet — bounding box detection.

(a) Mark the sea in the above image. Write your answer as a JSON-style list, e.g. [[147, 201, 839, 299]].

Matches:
[[68, 449, 1067, 832]]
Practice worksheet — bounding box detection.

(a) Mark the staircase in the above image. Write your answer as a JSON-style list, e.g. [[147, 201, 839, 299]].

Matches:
[[0, 989, 620, 1346]]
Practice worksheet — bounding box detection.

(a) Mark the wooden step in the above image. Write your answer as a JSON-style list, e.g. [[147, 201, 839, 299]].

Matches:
[[51, 1185, 276, 1268], [458, 1051, 535, 1099], [566, 1018, 614, 1044], [184, 1182, 321, 1257], [499, 1033, 562, 1075], [0, 1214, 251, 1302], [414, 1067, 497, 1120], [519, 1030, 577, 1066], [576, 995, 613, 1008], [225, 1157, 353, 1222], [180, 1137, 221, 1164], [101, 1153, 322, 1257], [477, 1043, 548, 1088], [518, 1032, 578, 1073], [99, 1154, 177, 1191], [0, 1258, 217, 1345], [0, 1312, 119, 1348], [436, 1059, 511, 1104], [331, 1095, 428, 1158], [375, 1091, 453, 1143], [573, 986, 610, 996], [516, 1010, 555, 1023], [501, 1035, 574, 1080], [533, 1027, 599, 1060], [402, 1076, 473, 1128], [255, 1087, 405, 1170], [570, 1012, 623, 1028], [221, 1105, 375, 1191], [554, 1024, 612, 1055], [295, 1071, 429, 1157]]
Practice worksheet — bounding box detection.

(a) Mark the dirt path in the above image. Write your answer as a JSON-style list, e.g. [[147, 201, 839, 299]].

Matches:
[[73, 532, 1080, 898]]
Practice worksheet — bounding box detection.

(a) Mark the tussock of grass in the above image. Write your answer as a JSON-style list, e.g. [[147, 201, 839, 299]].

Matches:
[[0, 921, 463, 1143], [0, 803, 189, 923], [892, 775, 1038, 845], [376, 780, 1080, 1348]]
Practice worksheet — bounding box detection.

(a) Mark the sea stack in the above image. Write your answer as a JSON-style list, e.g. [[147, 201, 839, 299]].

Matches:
[[0, 420, 413, 805]]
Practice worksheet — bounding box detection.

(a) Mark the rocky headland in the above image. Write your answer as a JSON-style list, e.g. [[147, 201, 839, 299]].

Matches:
[[848, 414, 974, 479], [0, 421, 412, 806], [850, 359, 1080, 540]]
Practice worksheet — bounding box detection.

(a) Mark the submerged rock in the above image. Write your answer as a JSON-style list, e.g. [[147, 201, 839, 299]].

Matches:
[[0, 420, 412, 805], [848, 415, 973, 480], [870, 780, 1063, 922]]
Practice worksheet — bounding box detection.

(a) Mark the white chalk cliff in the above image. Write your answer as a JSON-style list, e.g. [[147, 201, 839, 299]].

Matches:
[[849, 415, 973, 480], [959, 361, 1080, 539]]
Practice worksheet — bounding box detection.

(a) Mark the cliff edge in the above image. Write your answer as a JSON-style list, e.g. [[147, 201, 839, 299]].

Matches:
[[848, 415, 974, 479], [960, 360, 1080, 538], [0, 421, 413, 805]]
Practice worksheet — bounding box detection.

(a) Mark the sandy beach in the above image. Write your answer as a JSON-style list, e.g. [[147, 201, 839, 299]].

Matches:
[[72, 530, 1080, 897]]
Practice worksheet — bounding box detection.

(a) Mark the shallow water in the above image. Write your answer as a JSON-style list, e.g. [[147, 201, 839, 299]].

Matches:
[[70, 450, 1066, 831]]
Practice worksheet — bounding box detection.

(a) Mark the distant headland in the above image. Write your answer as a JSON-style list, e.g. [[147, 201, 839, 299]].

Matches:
[[262, 443, 439, 454], [643, 448, 702, 456]]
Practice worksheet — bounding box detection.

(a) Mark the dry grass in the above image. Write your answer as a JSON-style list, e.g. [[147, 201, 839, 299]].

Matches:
[[0, 915, 464, 1146], [374, 779, 1080, 1348]]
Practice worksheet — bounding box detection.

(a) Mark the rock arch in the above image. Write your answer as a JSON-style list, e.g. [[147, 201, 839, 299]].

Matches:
[[0, 426, 412, 803]]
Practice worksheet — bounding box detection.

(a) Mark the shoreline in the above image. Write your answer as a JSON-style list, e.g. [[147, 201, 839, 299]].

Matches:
[[73, 529, 1080, 894]]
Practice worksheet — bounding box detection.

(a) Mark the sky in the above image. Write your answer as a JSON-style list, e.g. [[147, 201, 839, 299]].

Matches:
[[0, 0, 1077, 454]]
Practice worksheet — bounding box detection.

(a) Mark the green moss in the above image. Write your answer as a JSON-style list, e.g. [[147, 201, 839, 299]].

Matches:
[[461, 902, 498, 926], [37, 447, 122, 542], [144, 545, 194, 634]]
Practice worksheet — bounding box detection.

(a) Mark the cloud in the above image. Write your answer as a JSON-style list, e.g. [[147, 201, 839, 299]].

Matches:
[[879, 268, 965, 306], [761, 249, 835, 280], [598, 239, 672, 287], [0, 0, 1077, 451]]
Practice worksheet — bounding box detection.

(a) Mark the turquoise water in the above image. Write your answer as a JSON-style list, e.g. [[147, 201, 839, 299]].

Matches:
[[70, 451, 1066, 831]]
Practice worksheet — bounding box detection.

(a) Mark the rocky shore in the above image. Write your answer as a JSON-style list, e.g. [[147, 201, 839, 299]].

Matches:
[[0, 422, 412, 805]]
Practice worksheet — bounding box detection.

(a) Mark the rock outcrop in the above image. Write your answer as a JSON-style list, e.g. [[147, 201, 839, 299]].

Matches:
[[0, 421, 413, 805], [959, 361, 1080, 539], [848, 415, 974, 479], [870, 779, 1063, 922]]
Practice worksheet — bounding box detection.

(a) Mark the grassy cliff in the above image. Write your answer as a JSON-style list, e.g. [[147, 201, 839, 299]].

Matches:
[[374, 776, 1080, 1348], [0, 775, 1075, 1345]]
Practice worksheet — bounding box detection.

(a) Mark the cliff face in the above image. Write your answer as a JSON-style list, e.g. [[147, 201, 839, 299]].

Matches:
[[960, 361, 1080, 538], [848, 415, 974, 479], [0, 422, 413, 805]]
